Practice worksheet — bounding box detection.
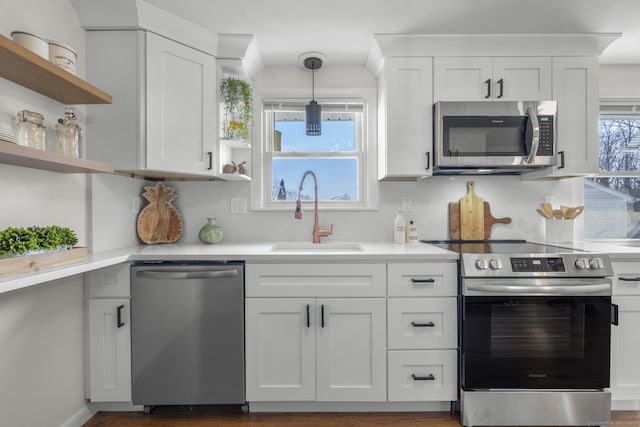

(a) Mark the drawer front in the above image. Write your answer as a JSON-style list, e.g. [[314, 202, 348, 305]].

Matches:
[[388, 298, 457, 350], [87, 263, 131, 298], [245, 263, 386, 297], [388, 350, 457, 401], [613, 262, 640, 296], [388, 263, 457, 297]]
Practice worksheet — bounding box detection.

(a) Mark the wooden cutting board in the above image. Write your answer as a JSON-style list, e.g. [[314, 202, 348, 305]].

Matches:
[[449, 201, 512, 240], [459, 181, 484, 240]]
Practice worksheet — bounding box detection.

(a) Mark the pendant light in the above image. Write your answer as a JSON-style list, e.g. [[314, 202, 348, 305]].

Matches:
[[304, 56, 323, 136]]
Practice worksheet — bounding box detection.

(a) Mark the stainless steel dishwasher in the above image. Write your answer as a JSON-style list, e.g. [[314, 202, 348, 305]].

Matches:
[[130, 261, 244, 410]]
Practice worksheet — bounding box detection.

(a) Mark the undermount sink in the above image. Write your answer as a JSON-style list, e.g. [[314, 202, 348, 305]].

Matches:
[[269, 242, 364, 252]]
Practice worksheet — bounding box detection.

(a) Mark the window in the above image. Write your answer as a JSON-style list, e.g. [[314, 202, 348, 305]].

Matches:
[[252, 90, 378, 210], [584, 102, 640, 239]]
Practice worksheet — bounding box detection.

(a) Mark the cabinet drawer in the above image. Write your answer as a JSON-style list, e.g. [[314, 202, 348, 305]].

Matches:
[[613, 262, 640, 296], [388, 350, 457, 401], [87, 263, 131, 298], [245, 263, 386, 297], [388, 263, 457, 297], [388, 298, 457, 349]]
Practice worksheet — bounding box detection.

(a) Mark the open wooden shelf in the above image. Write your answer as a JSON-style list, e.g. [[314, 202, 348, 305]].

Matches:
[[0, 35, 112, 105], [0, 139, 114, 173]]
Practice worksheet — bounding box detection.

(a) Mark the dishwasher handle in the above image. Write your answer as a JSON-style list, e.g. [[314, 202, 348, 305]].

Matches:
[[136, 269, 239, 280]]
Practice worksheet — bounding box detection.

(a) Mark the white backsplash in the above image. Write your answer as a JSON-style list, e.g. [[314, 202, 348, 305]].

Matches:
[[160, 175, 584, 245]]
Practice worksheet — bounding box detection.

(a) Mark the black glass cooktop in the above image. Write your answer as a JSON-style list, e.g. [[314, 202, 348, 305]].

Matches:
[[421, 239, 585, 255]]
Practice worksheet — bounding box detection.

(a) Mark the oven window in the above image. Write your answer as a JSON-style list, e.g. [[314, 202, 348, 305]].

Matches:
[[463, 296, 611, 390], [490, 302, 584, 359]]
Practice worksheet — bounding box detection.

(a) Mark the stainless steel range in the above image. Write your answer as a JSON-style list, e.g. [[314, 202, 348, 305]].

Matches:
[[424, 240, 614, 427]]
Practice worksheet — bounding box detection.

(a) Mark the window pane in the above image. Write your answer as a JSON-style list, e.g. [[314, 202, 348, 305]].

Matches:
[[272, 158, 358, 202], [584, 177, 640, 238], [599, 116, 640, 171], [275, 118, 356, 153]]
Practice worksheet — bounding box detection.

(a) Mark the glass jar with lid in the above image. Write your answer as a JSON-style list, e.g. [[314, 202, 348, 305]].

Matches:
[[55, 108, 82, 158], [16, 110, 46, 150]]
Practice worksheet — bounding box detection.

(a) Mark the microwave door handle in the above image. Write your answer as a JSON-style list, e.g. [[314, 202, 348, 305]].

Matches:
[[525, 106, 540, 165]]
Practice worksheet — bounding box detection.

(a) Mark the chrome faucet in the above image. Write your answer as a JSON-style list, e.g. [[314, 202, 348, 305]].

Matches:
[[295, 170, 333, 243]]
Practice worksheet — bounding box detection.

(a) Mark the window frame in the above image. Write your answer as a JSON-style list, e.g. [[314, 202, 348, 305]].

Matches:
[[250, 88, 379, 211]]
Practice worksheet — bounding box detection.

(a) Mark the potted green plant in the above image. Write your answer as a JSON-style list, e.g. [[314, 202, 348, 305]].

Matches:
[[219, 76, 252, 143], [0, 225, 78, 257]]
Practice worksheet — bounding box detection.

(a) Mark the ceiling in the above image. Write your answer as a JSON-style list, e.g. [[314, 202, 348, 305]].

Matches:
[[144, 0, 640, 67]]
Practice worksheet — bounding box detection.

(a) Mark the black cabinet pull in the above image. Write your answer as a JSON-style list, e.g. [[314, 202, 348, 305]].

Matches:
[[612, 304, 619, 326], [321, 304, 325, 328], [207, 151, 213, 170], [117, 305, 125, 328], [485, 79, 491, 98], [619, 277, 640, 282], [412, 374, 435, 381], [497, 78, 504, 98], [306, 304, 311, 328], [425, 152, 431, 170], [558, 150, 565, 169], [411, 278, 435, 284], [412, 321, 435, 328]]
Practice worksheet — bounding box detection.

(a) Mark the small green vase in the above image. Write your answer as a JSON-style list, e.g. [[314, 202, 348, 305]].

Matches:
[[198, 217, 224, 244]]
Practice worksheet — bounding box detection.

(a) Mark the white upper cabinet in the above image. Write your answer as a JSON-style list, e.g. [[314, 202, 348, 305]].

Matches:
[[434, 57, 552, 101], [85, 30, 217, 179], [378, 57, 433, 180], [523, 56, 599, 179]]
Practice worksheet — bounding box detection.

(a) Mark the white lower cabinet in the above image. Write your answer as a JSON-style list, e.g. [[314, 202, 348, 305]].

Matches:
[[245, 297, 386, 402], [86, 264, 132, 402], [387, 262, 458, 402], [611, 261, 640, 402]]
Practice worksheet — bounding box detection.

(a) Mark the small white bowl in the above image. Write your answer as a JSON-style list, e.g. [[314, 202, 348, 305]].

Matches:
[[11, 31, 48, 59], [47, 40, 77, 75]]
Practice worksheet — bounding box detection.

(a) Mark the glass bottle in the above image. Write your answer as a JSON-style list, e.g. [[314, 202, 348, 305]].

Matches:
[[16, 110, 46, 150], [198, 217, 224, 244], [55, 108, 82, 158]]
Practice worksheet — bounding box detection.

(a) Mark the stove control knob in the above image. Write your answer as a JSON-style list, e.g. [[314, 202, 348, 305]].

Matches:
[[475, 258, 489, 270], [589, 258, 604, 269], [489, 258, 503, 270], [575, 258, 590, 270]]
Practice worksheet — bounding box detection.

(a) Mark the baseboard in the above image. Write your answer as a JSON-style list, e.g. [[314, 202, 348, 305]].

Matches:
[[59, 404, 96, 427], [612, 400, 640, 410], [248, 401, 451, 412]]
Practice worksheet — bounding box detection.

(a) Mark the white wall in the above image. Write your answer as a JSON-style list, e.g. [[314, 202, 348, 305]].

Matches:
[[600, 64, 640, 99], [0, 1, 94, 426]]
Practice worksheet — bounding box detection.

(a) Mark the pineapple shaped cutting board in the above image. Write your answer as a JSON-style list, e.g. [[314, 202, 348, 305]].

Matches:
[[459, 181, 485, 240], [136, 182, 184, 244]]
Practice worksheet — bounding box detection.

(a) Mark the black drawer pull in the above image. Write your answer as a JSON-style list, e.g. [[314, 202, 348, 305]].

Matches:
[[485, 79, 491, 99], [412, 374, 435, 381], [412, 321, 435, 328], [117, 305, 125, 328], [321, 304, 325, 328], [306, 304, 311, 328], [612, 303, 619, 326], [411, 278, 435, 284], [619, 277, 640, 282]]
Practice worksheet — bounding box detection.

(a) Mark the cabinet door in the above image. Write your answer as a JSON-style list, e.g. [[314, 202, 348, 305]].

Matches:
[[316, 298, 386, 401], [612, 262, 640, 296], [525, 57, 599, 179], [245, 298, 316, 401], [379, 57, 433, 179], [433, 57, 492, 101], [611, 296, 640, 400], [146, 32, 216, 175], [388, 350, 457, 401], [492, 57, 551, 101], [88, 299, 131, 402]]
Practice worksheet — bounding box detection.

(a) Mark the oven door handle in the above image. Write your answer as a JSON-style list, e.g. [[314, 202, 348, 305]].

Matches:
[[466, 283, 611, 295]]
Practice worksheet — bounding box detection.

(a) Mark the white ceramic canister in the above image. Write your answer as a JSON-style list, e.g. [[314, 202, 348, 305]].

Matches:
[[47, 40, 77, 75], [11, 31, 49, 59]]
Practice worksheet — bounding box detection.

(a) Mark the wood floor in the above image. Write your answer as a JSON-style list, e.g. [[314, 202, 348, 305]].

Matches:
[[83, 406, 640, 427]]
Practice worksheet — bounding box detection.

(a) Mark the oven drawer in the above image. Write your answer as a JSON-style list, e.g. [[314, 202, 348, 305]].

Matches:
[[388, 263, 457, 297], [388, 350, 457, 401], [613, 262, 640, 296], [388, 298, 457, 349]]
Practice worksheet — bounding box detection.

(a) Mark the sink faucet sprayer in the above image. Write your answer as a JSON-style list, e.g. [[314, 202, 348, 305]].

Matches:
[[295, 170, 333, 243]]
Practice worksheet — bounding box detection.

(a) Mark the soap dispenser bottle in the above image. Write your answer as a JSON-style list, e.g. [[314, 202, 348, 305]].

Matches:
[[406, 220, 418, 244], [394, 209, 406, 243]]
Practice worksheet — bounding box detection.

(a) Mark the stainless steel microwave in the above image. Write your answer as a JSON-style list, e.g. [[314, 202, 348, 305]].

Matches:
[[433, 100, 557, 174]]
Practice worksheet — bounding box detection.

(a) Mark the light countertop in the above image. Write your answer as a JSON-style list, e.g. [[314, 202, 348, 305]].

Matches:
[[0, 241, 457, 295]]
